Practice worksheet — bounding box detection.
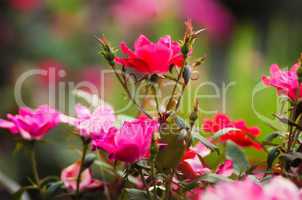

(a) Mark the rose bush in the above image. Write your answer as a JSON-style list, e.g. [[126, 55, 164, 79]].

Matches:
[[1, 22, 302, 200]]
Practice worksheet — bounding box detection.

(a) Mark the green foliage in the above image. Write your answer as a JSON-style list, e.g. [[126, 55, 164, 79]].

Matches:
[[226, 141, 250, 175]]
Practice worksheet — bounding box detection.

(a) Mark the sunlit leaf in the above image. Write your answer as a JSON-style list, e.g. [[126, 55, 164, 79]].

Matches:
[[226, 141, 249, 175], [211, 128, 239, 140], [192, 134, 218, 153]]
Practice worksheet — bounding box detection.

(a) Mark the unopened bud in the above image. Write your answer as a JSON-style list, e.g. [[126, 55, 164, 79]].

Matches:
[[182, 65, 191, 85], [189, 101, 199, 124]]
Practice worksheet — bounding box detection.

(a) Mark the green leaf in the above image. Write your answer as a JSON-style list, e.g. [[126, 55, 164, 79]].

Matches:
[[267, 147, 280, 169], [123, 188, 148, 200], [46, 181, 64, 197], [264, 132, 283, 143], [94, 160, 115, 177], [156, 133, 186, 171], [199, 173, 232, 184], [192, 134, 218, 153], [83, 153, 97, 170], [212, 128, 239, 140], [226, 141, 250, 175]]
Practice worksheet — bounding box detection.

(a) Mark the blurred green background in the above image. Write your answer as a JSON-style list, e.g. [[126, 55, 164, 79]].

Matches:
[[0, 0, 301, 198]]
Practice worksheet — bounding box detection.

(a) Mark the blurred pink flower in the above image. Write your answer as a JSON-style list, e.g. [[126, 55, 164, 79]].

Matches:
[[181, 0, 234, 41], [61, 161, 102, 192], [38, 59, 64, 87], [92, 116, 158, 163], [264, 176, 302, 200], [178, 150, 211, 180], [78, 67, 102, 89], [10, 0, 40, 12], [262, 63, 300, 100], [112, 0, 159, 27], [186, 188, 203, 200], [203, 178, 265, 200], [0, 105, 60, 140], [203, 113, 262, 150], [179, 145, 233, 180], [191, 142, 211, 157], [115, 35, 184, 74], [61, 103, 115, 138], [202, 176, 302, 200], [216, 160, 233, 177]]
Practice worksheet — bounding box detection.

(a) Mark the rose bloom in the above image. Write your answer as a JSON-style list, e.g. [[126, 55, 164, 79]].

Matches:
[[60, 103, 115, 138], [262, 63, 301, 101], [61, 161, 102, 192], [203, 113, 261, 149], [178, 149, 211, 180], [92, 116, 158, 163], [202, 176, 302, 200], [0, 105, 60, 140], [115, 35, 184, 74], [178, 145, 233, 180]]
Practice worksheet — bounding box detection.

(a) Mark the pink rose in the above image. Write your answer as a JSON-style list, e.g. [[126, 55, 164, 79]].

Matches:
[[61, 103, 115, 138], [0, 105, 60, 140], [92, 116, 158, 163], [115, 35, 184, 74], [215, 160, 233, 177], [178, 150, 211, 180], [61, 161, 102, 192], [262, 63, 301, 100]]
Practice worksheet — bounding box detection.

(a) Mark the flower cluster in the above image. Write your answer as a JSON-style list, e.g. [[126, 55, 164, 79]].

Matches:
[[202, 176, 302, 200], [1, 23, 302, 200], [203, 113, 262, 149]]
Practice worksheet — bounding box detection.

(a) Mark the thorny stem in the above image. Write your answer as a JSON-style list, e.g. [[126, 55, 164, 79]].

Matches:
[[109, 63, 152, 119], [75, 138, 89, 200], [151, 84, 162, 117], [166, 67, 184, 112], [175, 84, 186, 112], [287, 102, 296, 153]]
